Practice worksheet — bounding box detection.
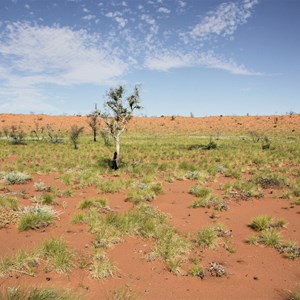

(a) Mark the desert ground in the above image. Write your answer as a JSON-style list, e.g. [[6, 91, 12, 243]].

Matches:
[[0, 114, 299, 300]]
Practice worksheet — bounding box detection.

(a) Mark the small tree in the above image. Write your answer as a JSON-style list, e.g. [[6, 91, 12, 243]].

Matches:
[[87, 104, 101, 142], [70, 125, 84, 150], [102, 85, 142, 170]]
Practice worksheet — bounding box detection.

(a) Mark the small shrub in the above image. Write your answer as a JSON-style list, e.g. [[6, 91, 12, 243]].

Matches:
[[276, 240, 300, 260], [250, 215, 286, 231], [259, 229, 281, 248], [189, 186, 210, 198], [78, 198, 109, 210], [127, 182, 163, 204], [69, 125, 84, 150], [33, 193, 56, 205], [253, 174, 286, 189], [188, 265, 205, 279], [0, 249, 40, 278], [0, 196, 18, 210], [40, 239, 75, 273], [17, 205, 58, 231], [189, 187, 225, 210], [90, 252, 114, 279], [34, 181, 46, 191], [4, 172, 31, 185], [292, 198, 300, 205], [71, 213, 86, 224], [0, 286, 82, 300], [224, 181, 263, 201], [196, 227, 218, 249]]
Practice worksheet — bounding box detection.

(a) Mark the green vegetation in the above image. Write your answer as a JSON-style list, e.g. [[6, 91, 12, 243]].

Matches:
[[223, 180, 263, 201], [0, 196, 18, 210], [189, 186, 227, 211], [250, 215, 286, 231], [17, 205, 58, 231], [90, 251, 114, 279], [40, 238, 75, 273], [33, 193, 56, 205], [78, 198, 109, 210], [247, 215, 299, 259], [196, 224, 233, 251], [196, 226, 218, 248], [188, 264, 205, 279], [0, 239, 75, 278], [0, 287, 82, 300], [82, 204, 191, 274], [127, 181, 163, 204]]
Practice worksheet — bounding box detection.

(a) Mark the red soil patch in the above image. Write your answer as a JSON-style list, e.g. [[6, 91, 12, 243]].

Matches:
[[1, 113, 300, 135], [0, 174, 299, 299]]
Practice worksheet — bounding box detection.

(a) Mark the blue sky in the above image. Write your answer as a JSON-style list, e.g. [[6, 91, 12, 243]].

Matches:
[[0, 0, 299, 116]]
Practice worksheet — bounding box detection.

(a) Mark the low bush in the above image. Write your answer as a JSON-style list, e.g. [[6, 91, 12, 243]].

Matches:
[[4, 172, 31, 185]]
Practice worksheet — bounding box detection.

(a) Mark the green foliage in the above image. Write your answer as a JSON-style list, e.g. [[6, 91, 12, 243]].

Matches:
[[196, 226, 218, 248], [223, 180, 263, 201], [189, 186, 227, 210], [17, 205, 58, 231], [78, 198, 108, 210], [188, 265, 205, 279], [98, 179, 131, 194], [0, 249, 40, 278], [250, 215, 286, 231], [127, 182, 163, 204], [259, 229, 281, 247], [0, 196, 18, 210], [33, 193, 56, 205], [85, 204, 190, 274], [40, 239, 75, 273], [0, 287, 82, 300]]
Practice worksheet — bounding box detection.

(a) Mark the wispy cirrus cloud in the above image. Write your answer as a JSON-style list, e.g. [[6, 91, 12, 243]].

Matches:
[[144, 50, 265, 76], [0, 22, 127, 85], [189, 0, 258, 40]]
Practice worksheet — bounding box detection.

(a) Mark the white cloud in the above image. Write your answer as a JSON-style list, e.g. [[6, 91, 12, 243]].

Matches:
[[83, 7, 90, 13], [105, 11, 122, 18], [144, 50, 264, 76], [24, 4, 30, 9], [115, 17, 127, 28], [140, 14, 158, 34], [144, 52, 193, 71], [157, 7, 171, 14], [190, 0, 258, 40], [0, 22, 128, 112], [82, 14, 96, 21], [0, 22, 127, 83], [178, 0, 186, 8]]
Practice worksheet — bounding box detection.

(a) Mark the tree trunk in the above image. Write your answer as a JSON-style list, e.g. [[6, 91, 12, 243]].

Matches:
[[93, 128, 97, 142], [112, 136, 120, 170]]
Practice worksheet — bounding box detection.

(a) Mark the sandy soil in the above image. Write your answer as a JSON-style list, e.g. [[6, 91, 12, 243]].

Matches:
[[0, 113, 300, 135], [0, 114, 299, 299]]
